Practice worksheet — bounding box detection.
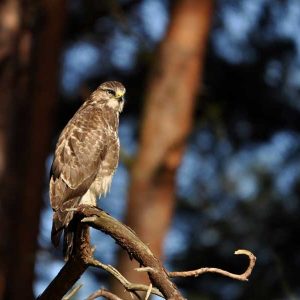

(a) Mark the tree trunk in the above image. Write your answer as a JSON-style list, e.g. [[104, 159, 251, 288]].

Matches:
[[112, 0, 214, 298], [0, 1, 28, 298], [0, 1, 66, 299]]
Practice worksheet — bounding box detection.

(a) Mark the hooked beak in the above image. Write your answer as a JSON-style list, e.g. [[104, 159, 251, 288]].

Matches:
[[115, 89, 125, 98], [118, 95, 125, 103], [115, 89, 126, 107]]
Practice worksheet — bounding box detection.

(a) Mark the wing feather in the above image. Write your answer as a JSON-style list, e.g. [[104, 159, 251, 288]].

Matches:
[[51, 106, 108, 193]]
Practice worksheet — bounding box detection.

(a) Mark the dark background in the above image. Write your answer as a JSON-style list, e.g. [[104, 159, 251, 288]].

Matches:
[[1, 0, 300, 299]]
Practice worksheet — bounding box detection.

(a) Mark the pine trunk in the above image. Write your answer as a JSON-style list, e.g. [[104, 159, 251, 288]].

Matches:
[[112, 0, 214, 298]]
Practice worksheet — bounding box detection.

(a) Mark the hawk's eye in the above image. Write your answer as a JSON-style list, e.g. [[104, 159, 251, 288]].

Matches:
[[106, 89, 115, 96]]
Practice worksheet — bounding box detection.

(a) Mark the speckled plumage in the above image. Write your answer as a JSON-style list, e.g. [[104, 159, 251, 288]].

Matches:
[[49, 81, 125, 259]]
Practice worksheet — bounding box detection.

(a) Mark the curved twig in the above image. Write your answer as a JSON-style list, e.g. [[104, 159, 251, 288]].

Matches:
[[86, 288, 123, 300], [168, 249, 256, 282]]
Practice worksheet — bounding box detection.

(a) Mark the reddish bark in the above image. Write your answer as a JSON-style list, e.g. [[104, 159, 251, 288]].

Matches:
[[112, 0, 214, 297], [11, 2, 66, 299], [0, 1, 26, 298]]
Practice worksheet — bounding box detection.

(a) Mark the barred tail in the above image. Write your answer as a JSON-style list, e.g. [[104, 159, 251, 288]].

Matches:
[[63, 222, 76, 261], [51, 199, 79, 260]]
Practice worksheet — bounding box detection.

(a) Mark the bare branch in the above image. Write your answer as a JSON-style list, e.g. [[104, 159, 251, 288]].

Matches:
[[39, 205, 256, 300], [80, 206, 184, 299], [168, 249, 256, 282], [86, 257, 163, 298], [86, 288, 123, 300], [38, 206, 179, 299]]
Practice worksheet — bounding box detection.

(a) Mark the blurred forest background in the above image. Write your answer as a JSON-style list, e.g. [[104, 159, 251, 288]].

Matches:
[[1, 0, 300, 299]]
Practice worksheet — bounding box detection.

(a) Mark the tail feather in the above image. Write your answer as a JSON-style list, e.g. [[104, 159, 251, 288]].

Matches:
[[51, 197, 80, 260], [63, 225, 75, 261]]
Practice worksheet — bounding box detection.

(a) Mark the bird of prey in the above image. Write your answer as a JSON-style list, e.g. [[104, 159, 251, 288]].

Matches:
[[49, 81, 126, 260]]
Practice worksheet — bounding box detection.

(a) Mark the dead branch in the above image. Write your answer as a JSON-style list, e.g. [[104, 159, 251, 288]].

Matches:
[[80, 207, 184, 299], [38, 206, 256, 300], [168, 249, 256, 281], [38, 206, 184, 300]]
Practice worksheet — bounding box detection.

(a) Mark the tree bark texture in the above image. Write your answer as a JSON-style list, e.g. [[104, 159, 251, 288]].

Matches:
[[112, 0, 214, 298], [0, 1, 66, 299]]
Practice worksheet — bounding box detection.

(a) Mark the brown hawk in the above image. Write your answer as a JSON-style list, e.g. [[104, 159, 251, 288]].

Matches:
[[50, 81, 126, 259]]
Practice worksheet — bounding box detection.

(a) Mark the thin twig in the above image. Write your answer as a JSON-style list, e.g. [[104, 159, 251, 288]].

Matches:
[[168, 249, 256, 282], [145, 284, 152, 300], [62, 284, 83, 300], [86, 288, 123, 300], [86, 257, 164, 298]]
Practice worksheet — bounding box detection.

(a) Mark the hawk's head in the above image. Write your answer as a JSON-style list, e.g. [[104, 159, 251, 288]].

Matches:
[[92, 81, 126, 113]]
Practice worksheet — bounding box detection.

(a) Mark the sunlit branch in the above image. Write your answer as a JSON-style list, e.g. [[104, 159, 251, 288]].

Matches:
[[168, 249, 256, 282], [80, 206, 183, 299], [39, 205, 256, 300], [62, 284, 83, 300]]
